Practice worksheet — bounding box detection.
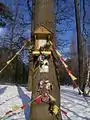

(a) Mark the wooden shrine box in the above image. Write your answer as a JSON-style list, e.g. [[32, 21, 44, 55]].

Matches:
[[33, 25, 52, 51]]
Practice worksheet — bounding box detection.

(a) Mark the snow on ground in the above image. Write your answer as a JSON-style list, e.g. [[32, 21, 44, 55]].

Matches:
[[0, 85, 31, 120], [0, 84, 90, 120], [61, 86, 90, 120]]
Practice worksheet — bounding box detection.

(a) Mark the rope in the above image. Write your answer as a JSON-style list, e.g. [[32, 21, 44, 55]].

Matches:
[[52, 107, 71, 120], [0, 40, 85, 119], [54, 49, 83, 94], [49, 41, 83, 94], [60, 109, 72, 120], [33, 55, 40, 69], [0, 41, 32, 75], [48, 94, 71, 120], [33, 66, 39, 79], [0, 95, 41, 120]]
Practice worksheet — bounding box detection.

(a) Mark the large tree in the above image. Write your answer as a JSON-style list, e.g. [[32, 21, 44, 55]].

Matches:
[[28, 0, 62, 120]]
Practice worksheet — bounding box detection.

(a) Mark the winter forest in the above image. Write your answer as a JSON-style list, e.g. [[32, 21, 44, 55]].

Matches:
[[0, 0, 90, 120]]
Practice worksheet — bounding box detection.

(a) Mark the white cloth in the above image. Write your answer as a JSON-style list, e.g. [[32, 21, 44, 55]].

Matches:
[[39, 80, 44, 89], [40, 65, 49, 73], [45, 83, 51, 90]]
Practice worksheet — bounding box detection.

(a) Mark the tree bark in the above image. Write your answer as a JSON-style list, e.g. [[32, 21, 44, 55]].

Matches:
[[30, 58, 61, 120], [74, 0, 85, 94], [28, 0, 61, 120], [31, 0, 55, 33]]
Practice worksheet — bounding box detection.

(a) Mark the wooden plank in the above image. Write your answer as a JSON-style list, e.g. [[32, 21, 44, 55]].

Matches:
[[32, 51, 51, 55]]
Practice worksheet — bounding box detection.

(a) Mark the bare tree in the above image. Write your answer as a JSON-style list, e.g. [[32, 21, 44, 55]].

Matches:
[[74, 0, 87, 94], [0, 1, 31, 83], [28, 0, 62, 120]]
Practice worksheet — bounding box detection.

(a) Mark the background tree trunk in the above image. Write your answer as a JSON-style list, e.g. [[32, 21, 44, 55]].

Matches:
[[74, 0, 85, 94], [28, 0, 62, 120]]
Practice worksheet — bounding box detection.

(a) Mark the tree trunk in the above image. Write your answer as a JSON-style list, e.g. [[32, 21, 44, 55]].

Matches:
[[31, 0, 55, 33], [28, 0, 61, 120], [74, 0, 85, 94]]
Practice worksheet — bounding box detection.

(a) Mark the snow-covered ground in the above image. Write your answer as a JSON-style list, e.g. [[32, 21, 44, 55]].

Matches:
[[0, 85, 90, 120], [0, 85, 31, 120], [61, 86, 90, 120]]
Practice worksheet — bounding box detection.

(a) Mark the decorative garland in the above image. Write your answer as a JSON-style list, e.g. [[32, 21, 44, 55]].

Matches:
[[0, 95, 41, 120], [0, 41, 32, 75], [52, 48, 83, 94], [0, 93, 71, 120]]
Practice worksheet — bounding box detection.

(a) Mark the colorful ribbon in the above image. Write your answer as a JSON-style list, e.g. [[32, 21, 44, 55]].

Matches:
[[55, 49, 77, 81], [52, 48, 83, 94], [0, 95, 41, 120]]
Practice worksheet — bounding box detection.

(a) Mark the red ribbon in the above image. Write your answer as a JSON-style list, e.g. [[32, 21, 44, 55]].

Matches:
[[60, 57, 65, 62], [72, 81, 77, 89], [66, 68, 72, 74], [61, 109, 67, 115], [21, 104, 26, 109], [35, 96, 42, 104], [5, 110, 12, 115]]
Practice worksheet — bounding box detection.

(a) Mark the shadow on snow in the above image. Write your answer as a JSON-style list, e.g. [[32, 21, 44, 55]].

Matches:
[[0, 86, 7, 95], [17, 86, 31, 120]]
